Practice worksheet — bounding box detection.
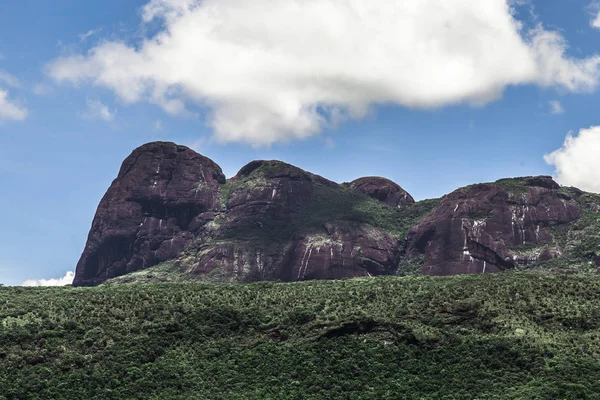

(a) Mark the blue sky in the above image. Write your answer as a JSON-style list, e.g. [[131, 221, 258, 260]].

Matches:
[[1, 0, 600, 285]]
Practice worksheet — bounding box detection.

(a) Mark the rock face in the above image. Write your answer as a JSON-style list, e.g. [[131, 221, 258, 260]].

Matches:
[[278, 222, 400, 280], [349, 177, 414, 207], [405, 177, 580, 275], [225, 160, 338, 225], [187, 221, 400, 282], [73, 142, 226, 286], [75, 142, 595, 286], [74, 144, 406, 286]]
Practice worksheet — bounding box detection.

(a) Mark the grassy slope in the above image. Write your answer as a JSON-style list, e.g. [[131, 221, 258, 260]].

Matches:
[[3, 274, 600, 399]]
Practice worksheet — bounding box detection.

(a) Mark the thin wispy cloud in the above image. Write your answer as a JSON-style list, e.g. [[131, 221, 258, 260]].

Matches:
[[0, 70, 20, 87], [32, 83, 53, 96], [84, 99, 115, 121], [0, 89, 28, 121], [545, 126, 600, 193], [549, 100, 565, 114], [47, 0, 600, 146], [79, 28, 102, 42], [22, 271, 74, 287]]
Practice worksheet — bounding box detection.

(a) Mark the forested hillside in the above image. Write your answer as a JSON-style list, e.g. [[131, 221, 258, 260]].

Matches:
[[2, 274, 600, 399]]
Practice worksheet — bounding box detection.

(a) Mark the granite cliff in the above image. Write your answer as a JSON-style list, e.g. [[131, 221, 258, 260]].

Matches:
[[74, 142, 600, 286]]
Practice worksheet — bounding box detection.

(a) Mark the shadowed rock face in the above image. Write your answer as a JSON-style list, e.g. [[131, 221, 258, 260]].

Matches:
[[74, 146, 405, 286], [405, 177, 580, 275], [226, 160, 338, 224], [278, 222, 400, 280], [73, 142, 225, 286], [187, 221, 400, 282], [181, 161, 401, 283], [349, 177, 415, 207], [75, 143, 593, 285]]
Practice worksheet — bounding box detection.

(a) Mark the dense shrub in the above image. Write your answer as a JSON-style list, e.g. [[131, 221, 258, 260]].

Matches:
[[2, 274, 600, 398]]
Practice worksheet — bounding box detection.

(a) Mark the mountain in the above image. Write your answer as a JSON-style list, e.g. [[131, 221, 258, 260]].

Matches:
[[73, 142, 600, 286]]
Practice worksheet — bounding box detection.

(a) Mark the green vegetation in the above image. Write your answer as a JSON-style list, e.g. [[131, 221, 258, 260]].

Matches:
[[494, 177, 529, 195], [219, 180, 232, 209], [3, 274, 600, 399], [526, 191, 600, 273], [220, 182, 439, 245], [102, 262, 203, 285]]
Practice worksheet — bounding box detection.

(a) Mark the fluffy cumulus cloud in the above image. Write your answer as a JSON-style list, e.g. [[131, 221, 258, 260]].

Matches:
[[22, 271, 75, 287], [544, 126, 600, 193], [85, 99, 115, 121], [46, 0, 600, 146]]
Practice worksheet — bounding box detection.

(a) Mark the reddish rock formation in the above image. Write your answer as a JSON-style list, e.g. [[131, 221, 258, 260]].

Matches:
[[73, 142, 225, 286], [405, 177, 580, 275], [226, 160, 338, 224], [278, 222, 400, 280], [185, 221, 400, 282], [75, 142, 593, 285], [74, 146, 404, 285], [349, 177, 414, 207]]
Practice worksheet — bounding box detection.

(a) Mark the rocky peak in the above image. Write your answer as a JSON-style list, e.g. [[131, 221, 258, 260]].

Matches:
[[74, 144, 413, 286], [74, 145, 595, 286], [73, 142, 225, 286], [225, 160, 338, 222], [523, 175, 560, 190], [406, 176, 580, 275], [349, 176, 415, 207]]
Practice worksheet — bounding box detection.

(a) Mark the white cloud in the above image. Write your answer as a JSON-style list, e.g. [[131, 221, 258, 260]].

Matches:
[[153, 119, 163, 130], [0, 70, 20, 87], [22, 271, 75, 287], [79, 28, 102, 42], [0, 89, 28, 121], [592, 8, 600, 29], [544, 126, 600, 193], [84, 99, 115, 121], [32, 83, 53, 96], [46, 0, 600, 146], [187, 136, 208, 152], [549, 100, 564, 114], [529, 26, 600, 91]]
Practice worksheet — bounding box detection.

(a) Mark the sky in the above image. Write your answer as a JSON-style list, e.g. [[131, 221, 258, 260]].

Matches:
[[2, 0, 600, 286]]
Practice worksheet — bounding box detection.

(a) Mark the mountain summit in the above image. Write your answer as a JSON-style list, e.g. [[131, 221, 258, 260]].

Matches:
[[73, 142, 600, 286]]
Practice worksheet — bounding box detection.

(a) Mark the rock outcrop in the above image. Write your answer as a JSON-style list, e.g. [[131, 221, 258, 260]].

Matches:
[[74, 143, 407, 286], [185, 221, 400, 282], [349, 177, 414, 207], [225, 160, 338, 225], [278, 222, 400, 280], [405, 177, 580, 275], [73, 142, 226, 286], [75, 141, 597, 286]]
